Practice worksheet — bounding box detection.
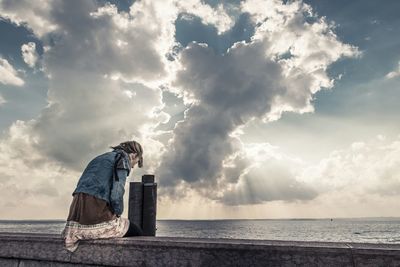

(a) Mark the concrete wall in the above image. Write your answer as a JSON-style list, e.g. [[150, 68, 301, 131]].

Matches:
[[0, 232, 399, 267]]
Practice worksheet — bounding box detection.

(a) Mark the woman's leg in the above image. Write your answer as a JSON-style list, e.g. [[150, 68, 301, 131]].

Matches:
[[123, 221, 143, 237]]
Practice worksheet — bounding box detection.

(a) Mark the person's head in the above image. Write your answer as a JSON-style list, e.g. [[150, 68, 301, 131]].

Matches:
[[111, 140, 143, 168], [128, 153, 140, 168]]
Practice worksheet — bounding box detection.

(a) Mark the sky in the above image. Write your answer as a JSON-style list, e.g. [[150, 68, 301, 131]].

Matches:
[[0, 0, 399, 220]]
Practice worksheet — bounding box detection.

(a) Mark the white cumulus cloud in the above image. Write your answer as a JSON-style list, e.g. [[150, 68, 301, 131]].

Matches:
[[0, 57, 24, 86], [386, 61, 400, 79], [301, 136, 400, 197], [21, 42, 39, 68], [0, 0, 57, 37], [177, 0, 234, 34]]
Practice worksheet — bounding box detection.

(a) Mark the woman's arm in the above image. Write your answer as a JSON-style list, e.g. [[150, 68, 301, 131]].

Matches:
[[110, 169, 128, 216]]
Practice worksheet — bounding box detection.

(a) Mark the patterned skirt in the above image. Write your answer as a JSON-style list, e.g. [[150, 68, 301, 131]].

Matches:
[[61, 217, 130, 252]]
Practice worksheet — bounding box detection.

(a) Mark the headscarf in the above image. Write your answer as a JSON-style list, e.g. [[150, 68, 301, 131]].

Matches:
[[111, 141, 143, 168]]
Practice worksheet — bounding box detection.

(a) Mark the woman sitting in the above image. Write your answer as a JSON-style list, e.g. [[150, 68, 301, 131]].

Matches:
[[61, 140, 144, 252]]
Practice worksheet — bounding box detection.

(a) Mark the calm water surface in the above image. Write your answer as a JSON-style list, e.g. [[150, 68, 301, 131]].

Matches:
[[1, 218, 399, 244]]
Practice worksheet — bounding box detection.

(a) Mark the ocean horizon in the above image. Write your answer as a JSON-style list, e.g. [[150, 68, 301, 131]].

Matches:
[[1, 217, 399, 244]]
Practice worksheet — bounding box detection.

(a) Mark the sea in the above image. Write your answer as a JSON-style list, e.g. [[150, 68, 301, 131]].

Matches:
[[1, 218, 400, 244]]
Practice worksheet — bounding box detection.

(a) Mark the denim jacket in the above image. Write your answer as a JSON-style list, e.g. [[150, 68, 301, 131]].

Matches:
[[73, 149, 131, 216]]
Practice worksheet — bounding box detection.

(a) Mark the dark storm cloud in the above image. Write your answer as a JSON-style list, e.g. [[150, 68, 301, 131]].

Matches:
[[158, 41, 284, 188], [157, 0, 359, 205]]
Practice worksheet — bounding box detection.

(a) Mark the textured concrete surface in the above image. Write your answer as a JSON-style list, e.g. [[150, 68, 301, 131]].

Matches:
[[0, 259, 97, 267], [0, 232, 400, 266]]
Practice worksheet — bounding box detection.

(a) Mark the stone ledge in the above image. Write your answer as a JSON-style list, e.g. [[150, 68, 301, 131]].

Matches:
[[0, 232, 399, 266]]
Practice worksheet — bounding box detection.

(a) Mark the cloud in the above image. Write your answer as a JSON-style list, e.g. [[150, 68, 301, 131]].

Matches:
[[216, 135, 400, 206], [386, 61, 400, 79], [0, 93, 6, 105], [0, 57, 24, 86], [157, 0, 359, 205], [0, 0, 378, 219], [0, 120, 76, 219], [301, 136, 400, 197], [0, 0, 255, 219], [21, 42, 39, 68], [0, 0, 182, 218], [176, 1, 234, 34], [221, 165, 317, 205], [0, 0, 57, 37], [0, 0, 244, 172], [25, 0, 179, 171], [220, 143, 318, 205]]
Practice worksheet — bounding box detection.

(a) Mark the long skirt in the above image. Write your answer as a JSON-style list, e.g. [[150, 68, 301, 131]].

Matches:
[[61, 216, 130, 252]]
